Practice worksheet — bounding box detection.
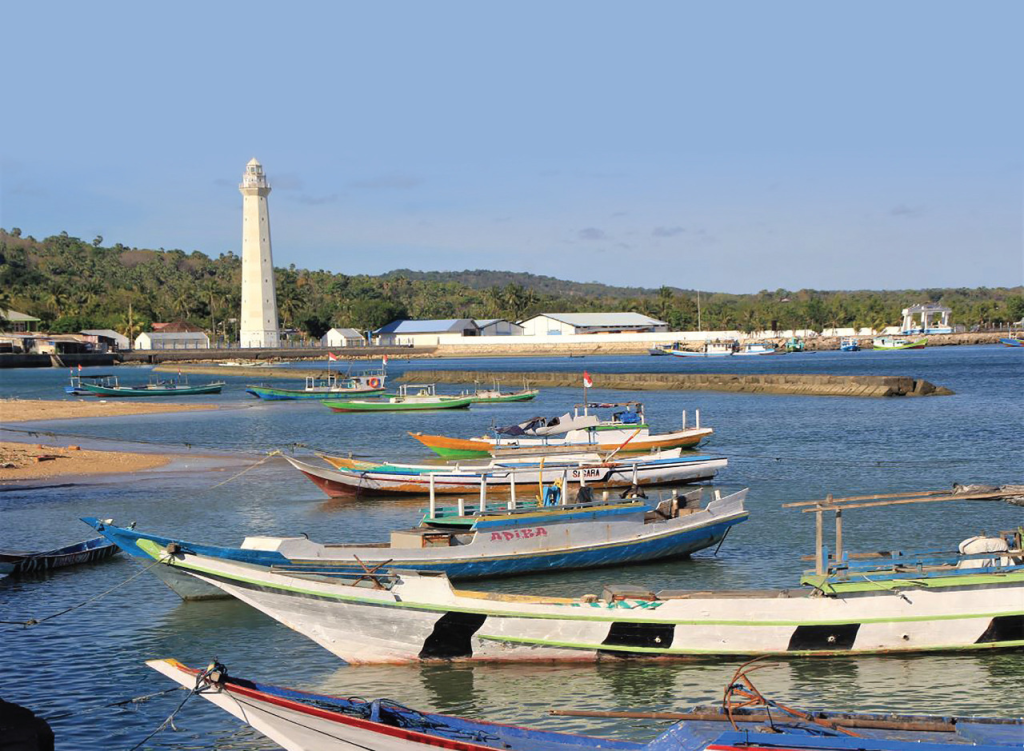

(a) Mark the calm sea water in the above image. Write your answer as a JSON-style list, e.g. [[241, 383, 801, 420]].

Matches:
[[0, 346, 1022, 749]]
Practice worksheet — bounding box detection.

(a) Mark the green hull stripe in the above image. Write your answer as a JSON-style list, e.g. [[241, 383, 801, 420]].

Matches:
[[475, 634, 1024, 655]]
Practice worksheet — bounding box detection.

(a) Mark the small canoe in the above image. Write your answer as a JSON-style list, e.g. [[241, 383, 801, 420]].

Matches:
[[0, 536, 119, 576], [149, 657, 1024, 751]]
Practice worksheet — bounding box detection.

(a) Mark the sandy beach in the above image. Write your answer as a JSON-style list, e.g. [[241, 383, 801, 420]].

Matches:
[[0, 398, 218, 423], [0, 440, 171, 481]]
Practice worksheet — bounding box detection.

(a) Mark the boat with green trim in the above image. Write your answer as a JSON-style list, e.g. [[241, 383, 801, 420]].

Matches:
[[463, 385, 539, 403], [324, 384, 474, 412], [246, 368, 387, 401], [75, 374, 224, 397], [871, 336, 928, 350], [411, 402, 712, 459], [122, 488, 1024, 663]]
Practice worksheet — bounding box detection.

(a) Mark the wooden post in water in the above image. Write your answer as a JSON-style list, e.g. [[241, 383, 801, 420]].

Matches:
[[815, 494, 831, 575], [429, 474, 436, 519], [696, 409, 701, 429]]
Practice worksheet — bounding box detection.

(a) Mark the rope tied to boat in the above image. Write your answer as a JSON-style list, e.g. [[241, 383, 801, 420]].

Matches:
[[0, 557, 165, 630], [126, 662, 220, 751], [207, 448, 284, 489]]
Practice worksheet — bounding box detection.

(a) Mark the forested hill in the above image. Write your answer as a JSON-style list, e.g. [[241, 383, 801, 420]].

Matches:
[[1, 229, 1021, 341], [381, 269, 673, 299]]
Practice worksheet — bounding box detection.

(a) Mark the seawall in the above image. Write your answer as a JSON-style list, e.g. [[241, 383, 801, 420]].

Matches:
[[396, 370, 954, 397]]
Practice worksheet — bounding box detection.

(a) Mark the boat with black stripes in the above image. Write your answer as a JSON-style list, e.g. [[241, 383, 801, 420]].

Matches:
[[120, 488, 1023, 663], [82, 486, 747, 598], [147, 656, 1024, 751]]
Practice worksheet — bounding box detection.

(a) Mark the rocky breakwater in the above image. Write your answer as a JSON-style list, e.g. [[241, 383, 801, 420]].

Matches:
[[399, 370, 954, 397]]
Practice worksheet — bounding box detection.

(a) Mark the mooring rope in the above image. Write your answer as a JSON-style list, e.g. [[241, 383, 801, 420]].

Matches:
[[126, 665, 215, 751], [43, 687, 180, 721], [0, 557, 164, 631]]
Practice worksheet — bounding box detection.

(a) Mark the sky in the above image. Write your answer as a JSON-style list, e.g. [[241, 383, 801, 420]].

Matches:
[[2, 1, 1021, 294]]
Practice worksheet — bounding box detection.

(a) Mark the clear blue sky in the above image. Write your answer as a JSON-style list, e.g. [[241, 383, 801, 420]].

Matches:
[[2, 1, 1021, 293]]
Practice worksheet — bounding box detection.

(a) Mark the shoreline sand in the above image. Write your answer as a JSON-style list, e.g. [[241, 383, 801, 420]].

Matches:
[[0, 440, 172, 482], [0, 398, 218, 423]]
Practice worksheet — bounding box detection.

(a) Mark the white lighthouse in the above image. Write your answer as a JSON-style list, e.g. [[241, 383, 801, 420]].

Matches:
[[238, 157, 280, 348]]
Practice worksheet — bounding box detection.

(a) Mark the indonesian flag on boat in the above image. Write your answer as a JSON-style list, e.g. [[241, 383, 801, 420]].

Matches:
[[382, 354, 388, 367], [583, 371, 593, 388], [77, 364, 83, 372], [328, 352, 338, 362]]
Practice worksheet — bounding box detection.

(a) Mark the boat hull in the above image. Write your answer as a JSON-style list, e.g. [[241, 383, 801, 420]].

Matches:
[[872, 338, 928, 351], [467, 390, 539, 404], [136, 549, 1024, 664], [287, 454, 726, 498], [999, 338, 1023, 347]]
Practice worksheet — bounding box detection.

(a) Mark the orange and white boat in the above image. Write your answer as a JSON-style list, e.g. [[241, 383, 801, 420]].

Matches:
[[410, 401, 712, 458]]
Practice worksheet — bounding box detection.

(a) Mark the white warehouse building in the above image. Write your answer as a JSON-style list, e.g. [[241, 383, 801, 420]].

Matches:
[[519, 312, 668, 336]]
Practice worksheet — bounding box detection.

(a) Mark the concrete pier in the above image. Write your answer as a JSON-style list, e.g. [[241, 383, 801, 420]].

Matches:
[[395, 370, 954, 397]]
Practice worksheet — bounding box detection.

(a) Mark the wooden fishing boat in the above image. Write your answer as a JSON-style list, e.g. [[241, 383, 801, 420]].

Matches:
[[148, 657, 1024, 751], [76, 374, 224, 397], [83, 488, 747, 598], [324, 384, 474, 412], [839, 338, 861, 351], [0, 535, 119, 577], [871, 336, 927, 351], [999, 336, 1023, 347], [669, 340, 737, 357], [127, 490, 1024, 663], [734, 342, 777, 356], [784, 337, 804, 352], [463, 386, 539, 403], [246, 369, 387, 401], [411, 402, 712, 459], [287, 449, 726, 498]]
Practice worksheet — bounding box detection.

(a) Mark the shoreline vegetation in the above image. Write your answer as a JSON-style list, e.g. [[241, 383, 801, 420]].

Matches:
[[1, 229, 1022, 341]]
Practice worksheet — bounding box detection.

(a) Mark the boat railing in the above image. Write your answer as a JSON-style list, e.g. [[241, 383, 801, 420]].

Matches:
[[784, 489, 1023, 576]]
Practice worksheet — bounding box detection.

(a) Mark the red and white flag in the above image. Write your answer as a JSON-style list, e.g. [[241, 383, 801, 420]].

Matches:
[[77, 364, 83, 372], [382, 354, 388, 367], [328, 352, 338, 361], [583, 371, 593, 388]]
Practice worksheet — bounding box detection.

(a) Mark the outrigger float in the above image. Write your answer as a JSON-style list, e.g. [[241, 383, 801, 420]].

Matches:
[[285, 448, 726, 498], [83, 486, 747, 598], [411, 402, 712, 459], [124, 489, 1023, 663], [148, 657, 1024, 751]]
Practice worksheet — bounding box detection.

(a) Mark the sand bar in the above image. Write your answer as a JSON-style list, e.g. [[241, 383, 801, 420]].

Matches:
[[0, 398, 218, 423], [0, 440, 171, 481]]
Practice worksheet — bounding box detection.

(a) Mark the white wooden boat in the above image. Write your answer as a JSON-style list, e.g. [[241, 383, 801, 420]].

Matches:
[[128, 490, 1024, 663], [668, 340, 737, 357], [734, 342, 777, 356], [286, 449, 727, 497]]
